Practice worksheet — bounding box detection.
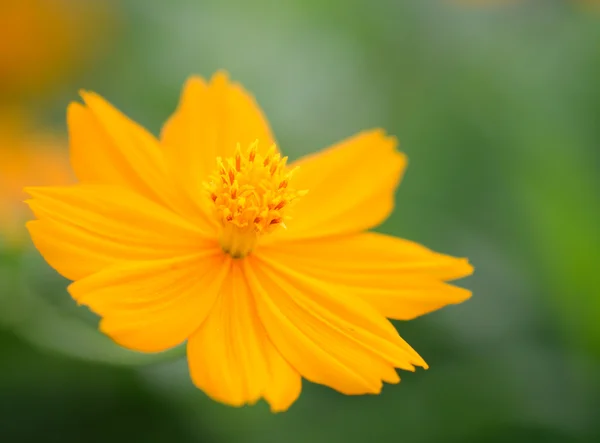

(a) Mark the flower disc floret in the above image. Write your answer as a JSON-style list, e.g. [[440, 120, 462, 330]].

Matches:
[[205, 140, 307, 258]]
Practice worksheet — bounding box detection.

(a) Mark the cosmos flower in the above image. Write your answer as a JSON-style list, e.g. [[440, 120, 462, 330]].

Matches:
[[26, 72, 473, 411]]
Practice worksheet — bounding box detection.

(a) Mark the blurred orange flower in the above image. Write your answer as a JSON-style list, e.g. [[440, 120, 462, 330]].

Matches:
[[0, 112, 72, 247], [0, 0, 116, 100], [26, 72, 473, 411]]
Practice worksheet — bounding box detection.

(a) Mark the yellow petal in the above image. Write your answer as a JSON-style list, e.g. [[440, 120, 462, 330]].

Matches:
[[28, 219, 168, 282], [26, 185, 208, 280], [69, 96, 213, 230], [243, 256, 426, 397], [259, 233, 473, 320], [160, 72, 276, 207], [69, 97, 165, 201], [262, 336, 302, 412], [187, 261, 269, 407], [78, 253, 231, 353], [67, 102, 129, 186], [187, 261, 301, 411], [266, 130, 405, 243]]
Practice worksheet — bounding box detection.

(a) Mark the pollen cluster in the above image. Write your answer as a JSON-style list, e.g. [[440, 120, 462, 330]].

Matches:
[[205, 141, 306, 258]]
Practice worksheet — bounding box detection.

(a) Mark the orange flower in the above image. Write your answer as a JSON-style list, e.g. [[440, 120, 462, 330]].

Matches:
[[26, 72, 473, 411], [0, 114, 72, 247], [0, 0, 116, 99]]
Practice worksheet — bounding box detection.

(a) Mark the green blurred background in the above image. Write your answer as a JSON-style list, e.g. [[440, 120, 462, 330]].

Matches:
[[1, 0, 599, 442]]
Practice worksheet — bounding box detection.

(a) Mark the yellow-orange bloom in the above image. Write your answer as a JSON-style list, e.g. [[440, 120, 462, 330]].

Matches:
[[0, 114, 72, 247], [0, 0, 116, 99], [26, 72, 473, 411]]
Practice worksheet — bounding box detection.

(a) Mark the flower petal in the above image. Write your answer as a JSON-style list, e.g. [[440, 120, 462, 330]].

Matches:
[[26, 185, 208, 280], [267, 130, 405, 243], [187, 261, 301, 411], [188, 261, 264, 406], [262, 337, 302, 412], [27, 219, 163, 282], [68, 97, 165, 201], [243, 255, 426, 397], [160, 72, 276, 210], [260, 233, 473, 320], [68, 95, 213, 230], [70, 253, 230, 353]]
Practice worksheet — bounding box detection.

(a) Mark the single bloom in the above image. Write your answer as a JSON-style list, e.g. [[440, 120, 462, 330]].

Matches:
[[26, 71, 473, 412]]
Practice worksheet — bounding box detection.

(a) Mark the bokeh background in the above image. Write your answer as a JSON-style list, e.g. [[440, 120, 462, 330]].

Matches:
[[1, 0, 599, 442]]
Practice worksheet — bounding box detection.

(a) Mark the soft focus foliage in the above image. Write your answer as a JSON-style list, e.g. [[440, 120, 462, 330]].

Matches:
[[1, 0, 599, 442]]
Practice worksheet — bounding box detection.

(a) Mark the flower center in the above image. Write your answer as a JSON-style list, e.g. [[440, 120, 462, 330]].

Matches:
[[204, 141, 307, 258]]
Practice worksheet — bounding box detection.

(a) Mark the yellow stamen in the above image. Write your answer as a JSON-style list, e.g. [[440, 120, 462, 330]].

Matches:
[[204, 140, 307, 258]]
